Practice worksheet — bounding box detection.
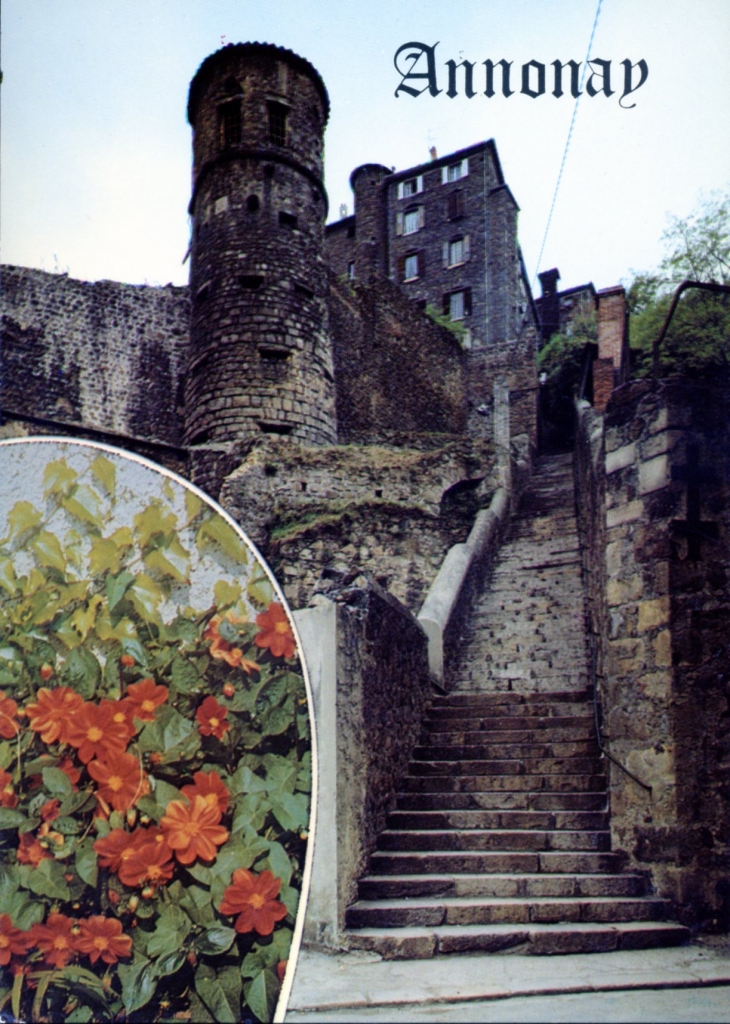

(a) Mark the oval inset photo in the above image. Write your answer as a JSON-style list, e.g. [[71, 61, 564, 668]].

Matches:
[[0, 438, 314, 1024]]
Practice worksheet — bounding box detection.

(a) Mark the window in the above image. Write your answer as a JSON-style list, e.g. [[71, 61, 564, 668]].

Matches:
[[397, 175, 424, 199], [444, 288, 472, 320], [447, 191, 463, 220], [443, 235, 470, 268], [219, 100, 241, 147], [397, 206, 424, 235], [348, 261, 355, 281], [404, 253, 419, 280], [441, 158, 469, 184], [268, 102, 288, 146], [279, 211, 298, 229]]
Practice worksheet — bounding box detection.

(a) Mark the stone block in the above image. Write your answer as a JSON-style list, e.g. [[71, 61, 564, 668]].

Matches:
[[607, 575, 643, 606], [653, 630, 672, 668], [637, 597, 670, 632], [639, 455, 669, 495], [606, 500, 643, 528], [605, 443, 636, 475], [639, 671, 672, 700]]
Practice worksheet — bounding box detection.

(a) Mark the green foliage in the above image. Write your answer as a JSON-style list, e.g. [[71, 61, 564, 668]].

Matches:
[[625, 190, 730, 378], [538, 309, 597, 442], [425, 303, 467, 341], [0, 450, 310, 1023]]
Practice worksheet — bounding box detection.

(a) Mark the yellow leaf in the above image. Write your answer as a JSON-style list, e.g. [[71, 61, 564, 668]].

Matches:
[[43, 459, 78, 497], [162, 480, 175, 502], [6, 501, 42, 540], [134, 503, 177, 548], [0, 560, 17, 595], [31, 531, 66, 573], [129, 574, 163, 620], [95, 609, 137, 642], [145, 536, 190, 584], [91, 455, 116, 497], [64, 529, 84, 569], [62, 485, 103, 530], [196, 514, 248, 564], [70, 595, 104, 641], [185, 490, 203, 521], [110, 526, 134, 550], [89, 538, 121, 576]]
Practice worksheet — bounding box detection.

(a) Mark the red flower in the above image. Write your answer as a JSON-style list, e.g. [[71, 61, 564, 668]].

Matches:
[[180, 770, 230, 815], [118, 829, 175, 888], [0, 690, 20, 740], [65, 701, 131, 763], [25, 687, 84, 745], [203, 614, 260, 673], [160, 796, 229, 865], [30, 912, 77, 968], [94, 827, 139, 872], [76, 915, 132, 965], [0, 914, 33, 966], [0, 770, 17, 809], [219, 868, 287, 936], [40, 799, 60, 822], [124, 679, 169, 722], [195, 696, 230, 740], [254, 602, 296, 659], [87, 752, 149, 812], [100, 698, 138, 740], [17, 832, 51, 867], [58, 757, 81, 788]]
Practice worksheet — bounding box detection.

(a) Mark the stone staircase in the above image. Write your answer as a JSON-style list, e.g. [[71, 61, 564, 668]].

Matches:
[[344, 453, 690, 958]]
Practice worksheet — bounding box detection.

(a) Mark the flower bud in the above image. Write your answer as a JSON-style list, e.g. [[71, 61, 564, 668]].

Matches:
[[40, 664, 54, 681], [222, 682, 235, 698], [120, 654, 135, 667], [127, 895, 139, 912], [141, 886, 155, 900]]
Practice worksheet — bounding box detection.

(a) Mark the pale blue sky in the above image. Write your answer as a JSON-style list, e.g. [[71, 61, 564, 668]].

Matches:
[[2, 0, 729, 295]]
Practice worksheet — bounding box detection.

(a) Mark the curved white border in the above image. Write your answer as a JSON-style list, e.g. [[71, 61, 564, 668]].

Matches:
[[0, 436, 318, 1024]]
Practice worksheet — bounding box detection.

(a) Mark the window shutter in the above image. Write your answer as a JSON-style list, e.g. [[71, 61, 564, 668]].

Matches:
[[441, 166, 449, 185], [418, 250, 424, 277], [399, 255, 406, 281], [417, 206, 425, 229], [463, 234, 471, 261], [397, 182, 404, 200], [442, 242, 449, 267], [416, 175, 424, 193], [464, 288, 472, 316], [442, 294, 450, 316], [461, 158, 469, 178], [396, 212, 404, 236]]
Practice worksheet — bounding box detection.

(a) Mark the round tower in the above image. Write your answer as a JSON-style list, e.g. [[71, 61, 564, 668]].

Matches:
[[349, 163, 391, 282], [184, 43, 337, 446]]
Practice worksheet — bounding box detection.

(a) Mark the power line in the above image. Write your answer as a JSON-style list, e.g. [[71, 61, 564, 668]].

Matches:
[[532, 0, 604, 289]]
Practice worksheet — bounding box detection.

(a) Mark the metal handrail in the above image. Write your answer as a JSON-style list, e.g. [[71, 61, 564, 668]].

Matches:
[[652, 280, 730, 378]]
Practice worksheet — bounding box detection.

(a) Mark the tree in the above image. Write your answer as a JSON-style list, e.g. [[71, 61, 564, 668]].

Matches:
[[626, 190, 730, 378]]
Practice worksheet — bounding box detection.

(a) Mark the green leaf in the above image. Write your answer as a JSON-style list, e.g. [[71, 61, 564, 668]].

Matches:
[[105, 569, 135, 613], [195, 963, 239, 1024], [197, 514, 248, 565], [0, 808, 27, 829], [6, 500, 42, 540], [69, 594, 104, 643], [129, 573, 164, 620], [62, 484, 104, 530], [26, 858, 71, 900], [270, 791, 309, 833], [280, 883, 299, 917], [65, 1008, 93, 1023], [62, 646, 101, 699], [59, 788, 93, 818], [153, 948, 187, 979], [247, 577, 275, 608], [214, 580, 242, 609], [89, 536, 121, 575], [195, 925, 236, 956], [245, 968, 280, 1023], [134, 502, 177, 548], [170, 654, 201, 695], [263, 841, 294, 887], [75, 838, 98, 887], [90, 454, 116, 496], [31, 530, 66, 573], [43, 458, 78, 497], [179, 883, 216, 925], [54, 815, 82, 835], [145, 536, 190, 584], [231, 793, 267, 835], [185, 490, 203, 521], [118, 959, 156, 1014], [0, 558, 17, 595], [230, 764, 268, 798]]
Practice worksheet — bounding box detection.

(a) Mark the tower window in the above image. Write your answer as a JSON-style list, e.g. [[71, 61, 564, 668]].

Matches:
[[348, 261, 355, 281], [246, 194, 260, 213], [219, 100, 241, 147], [268, 102, 288, 146], [279, 211, 298, 229]]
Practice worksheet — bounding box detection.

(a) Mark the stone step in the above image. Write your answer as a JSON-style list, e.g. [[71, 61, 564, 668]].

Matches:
[[396, 791, 608, 811], [346, 896, 671, 929], [401, 773, 607, 794], [386, 809, 609, 831], [421, 726, 596, 744], [376, 829, 611, 853], [414, 741, 599, 760], [369, 850, 623, 875], [358, 872, 647, 900], [425, 706, 594, 722], [345, 921, 690, 958], [430, 690, 592, 707], [409, 756, 605, 776]]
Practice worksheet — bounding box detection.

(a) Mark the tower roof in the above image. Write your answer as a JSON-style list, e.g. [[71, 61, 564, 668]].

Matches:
[[187, 42, 330, 125]]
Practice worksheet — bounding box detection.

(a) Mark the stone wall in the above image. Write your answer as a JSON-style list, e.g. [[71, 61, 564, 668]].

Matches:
[[575, 379, 730, 931], [1, 266, 189, 447]]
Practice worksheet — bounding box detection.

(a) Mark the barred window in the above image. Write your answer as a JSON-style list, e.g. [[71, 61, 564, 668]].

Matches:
[[219, 100, 241, 147], [268, 102, 288, 146]]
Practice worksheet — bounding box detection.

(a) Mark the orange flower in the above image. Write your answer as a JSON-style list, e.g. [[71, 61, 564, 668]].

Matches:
[[76, 915, 132, 965], [88, 752, 149, 812], [25, 687, 84, 745], [65, 701, 131, 763], [94, 827, 139, 872], [118, 828, 175, 888], [195, 696, 230, 740], [100, 698, 138, 740], [17, 832, 51, 867], [30, 912, 77, 968], [254, 602, 296, 659], [160, 796, 229, 865], [124, 679, 169, 722], [58, 757, 81, 788], [219, 868, 287, 936], [0, 914, 33, 966], [203, 613, 247, 670], [40, 798, 61, 822], [0, 770, 17, 809], [0, 690, 20, 740], [180, 770, 230, 815]]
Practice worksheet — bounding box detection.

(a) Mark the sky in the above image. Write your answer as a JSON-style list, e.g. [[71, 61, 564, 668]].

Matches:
[[2, 0, 729, 296]]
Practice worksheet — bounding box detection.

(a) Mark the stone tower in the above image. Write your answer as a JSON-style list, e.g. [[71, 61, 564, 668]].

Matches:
[[184, 43, 337, 446]]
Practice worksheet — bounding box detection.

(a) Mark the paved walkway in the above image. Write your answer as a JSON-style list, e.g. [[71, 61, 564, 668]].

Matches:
[[285, 943, 730, 1022]]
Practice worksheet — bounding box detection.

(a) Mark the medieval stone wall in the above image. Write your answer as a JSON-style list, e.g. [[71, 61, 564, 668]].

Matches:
[[0, 265, 189, 448]]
